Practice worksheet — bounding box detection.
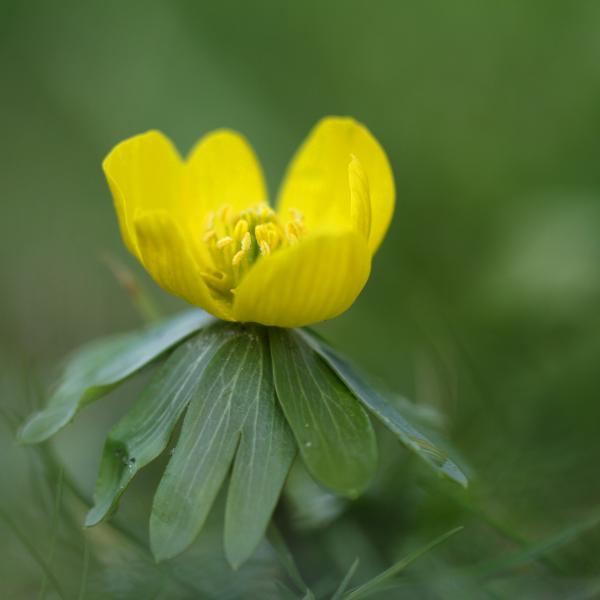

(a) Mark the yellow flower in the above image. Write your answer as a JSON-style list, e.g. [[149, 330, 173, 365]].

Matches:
[[103, 117, 395, 327]]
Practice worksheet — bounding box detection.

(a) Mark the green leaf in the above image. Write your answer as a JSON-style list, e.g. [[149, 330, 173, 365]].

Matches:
[[0, 507, 67, 600], [85, 323, 235, 526], [150, 326, 277, 562], [224, 355, 296, 568], [468, 509, 600, 579], [266, 523, 311, 596], [331, 558, 359, 600], [300, 329, 468, 488], [19, 309, 214, 444], [269, 329, 377, 498], [343, 527, 463, 600]]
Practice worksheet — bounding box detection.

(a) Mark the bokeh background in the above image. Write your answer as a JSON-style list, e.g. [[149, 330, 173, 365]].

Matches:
[[2, 1, 600, 598]]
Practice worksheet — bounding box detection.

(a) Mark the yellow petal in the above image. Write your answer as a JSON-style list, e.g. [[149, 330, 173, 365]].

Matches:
[[233, 230, 371, 327], [103, 131, 184, 258], [185, 129, 268, 222], [349, 154, 371, 240], [277, 116, 395, 254], [134, 211, 232, 321]]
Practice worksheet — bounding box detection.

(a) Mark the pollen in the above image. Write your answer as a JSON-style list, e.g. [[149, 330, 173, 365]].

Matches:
[[201, 203, 306, 300]]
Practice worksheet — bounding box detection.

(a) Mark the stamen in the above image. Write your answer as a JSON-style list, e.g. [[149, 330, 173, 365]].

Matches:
[[232, 250, 245, 266], [286, 221, 301, 242], [232, 233, 252, 266], [201, 270, 225, 284], [254, 224, 268, 243], [259, 240, 271, 256], [233, 219, 249, 240], [201, 202, 306, 301], [289, 208, 303, 223], [218, 204, 231, 222], [268, 229, 280, 250], [200, 269, 232, 294], [203, 229, 216, 242], [241, 231, 252, 252]]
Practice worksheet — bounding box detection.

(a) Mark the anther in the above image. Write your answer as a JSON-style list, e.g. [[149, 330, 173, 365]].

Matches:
[[289, 208, 303, 223], [201, 270, 230, 292], [268, 229, 280, 249], [202, 202, 306, 298], [232, 250, 245, 266], [203, 229, 217, 242], [241, 232, 251, 251], [286, 221, 301, 241], [255, 224, 267, 243], [216, 236, 234, 249], [233, 219, 249, 240], [218, 204, 231, 222], [259, 240, 271, 256], [232, 233, 252, 266]]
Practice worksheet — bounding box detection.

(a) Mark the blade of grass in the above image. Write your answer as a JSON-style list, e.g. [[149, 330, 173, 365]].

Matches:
[[468, 503, 564, 574], [0, 507, 66, 600], [33, 443, 206, 598], [78, 534, 90, 600], [102, 253, 162, 323], [38, 466, 64, 600], [331, 558, 360, 600], [468, 510, 600, 579], [344, 526, 463, 600], [267, 522, 312, 597], [424, 477, 565, 574]]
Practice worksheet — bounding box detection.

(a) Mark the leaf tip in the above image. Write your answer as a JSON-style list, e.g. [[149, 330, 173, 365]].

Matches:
[[84, 507, 104, 528], [223, 530, 258, 570], [226, 555, 243, 571], [149, 540, 169, 563], [442, 460, 469, 488], [17, 415, 50, 445]]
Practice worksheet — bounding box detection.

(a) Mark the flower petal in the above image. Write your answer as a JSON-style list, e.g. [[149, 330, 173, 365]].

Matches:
[[277, 117, 395, 254], [134, 211, 232, 321], [103, 131, 184, 258], [233, 230, 371, 327], [349, 154, 371, 240], [185, 129, 268, 221]]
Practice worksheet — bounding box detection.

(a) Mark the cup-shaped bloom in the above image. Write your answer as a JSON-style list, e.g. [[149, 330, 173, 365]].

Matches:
[[103, 117, 395, 327]]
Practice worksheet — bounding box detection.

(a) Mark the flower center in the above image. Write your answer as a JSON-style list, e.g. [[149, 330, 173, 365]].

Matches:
[[201, 203, 305, 300]]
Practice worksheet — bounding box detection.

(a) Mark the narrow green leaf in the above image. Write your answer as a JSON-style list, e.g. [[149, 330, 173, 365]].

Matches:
[[85, 324, 235, 526], [150, 326, 271, 561], [224, 334, 296, 568], [300, 329, 468, 488], [269, 329, 377, 498], [267, 523, 311, 595], [20, 309, 214, 444], [331, 558, 360, 600], [77, 535, 90, 600], [0, 508, 66, 600], [343, 526, 463, 600], [468, 510, 600, 578]]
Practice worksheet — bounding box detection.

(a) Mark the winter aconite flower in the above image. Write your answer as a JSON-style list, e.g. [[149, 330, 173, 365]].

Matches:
[[19, 115, 466, 572], [103, 117, 395, 327]]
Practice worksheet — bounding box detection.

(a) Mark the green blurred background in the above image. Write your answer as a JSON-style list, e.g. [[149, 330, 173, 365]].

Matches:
[[2, 1, 600, 598]]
